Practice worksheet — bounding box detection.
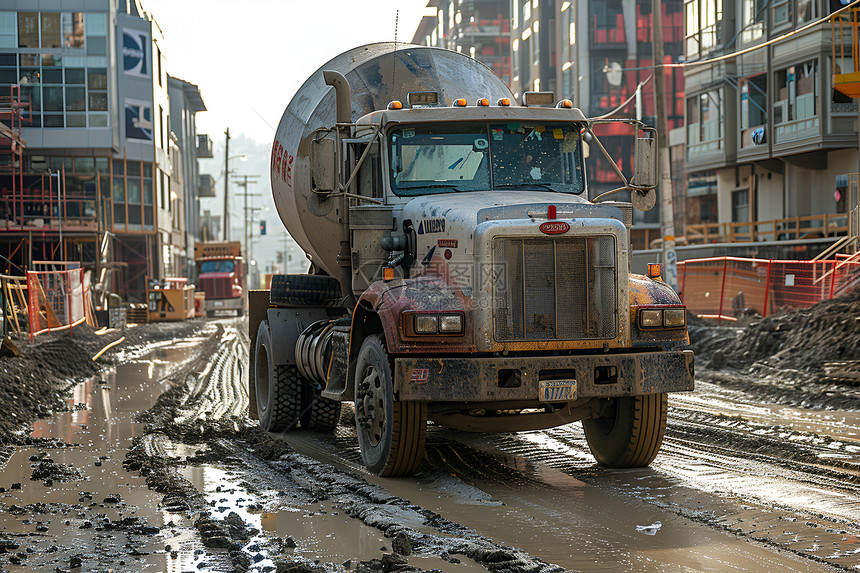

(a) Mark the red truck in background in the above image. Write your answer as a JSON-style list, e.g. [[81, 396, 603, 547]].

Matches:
[[194, 241, 245, 317]]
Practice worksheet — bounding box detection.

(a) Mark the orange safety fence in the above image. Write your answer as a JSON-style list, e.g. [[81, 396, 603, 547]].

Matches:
[[678, 254, 860, 322], [27, 267, 91, 341]]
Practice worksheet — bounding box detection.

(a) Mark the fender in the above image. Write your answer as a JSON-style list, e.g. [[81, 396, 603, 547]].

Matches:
[[628, 274, 688, 348]]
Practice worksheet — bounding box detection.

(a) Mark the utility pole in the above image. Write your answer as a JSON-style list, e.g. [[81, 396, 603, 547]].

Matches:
[[232, 174, 261, 274], [651, 0, 678, 290], [223, 128, 230, 241]]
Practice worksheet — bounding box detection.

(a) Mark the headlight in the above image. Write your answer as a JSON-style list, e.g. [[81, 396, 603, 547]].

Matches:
[[640, 309, 663, 328], [439, 314, 463, 333], [414, 315, 438, 334], [663, 308, 686, 327]]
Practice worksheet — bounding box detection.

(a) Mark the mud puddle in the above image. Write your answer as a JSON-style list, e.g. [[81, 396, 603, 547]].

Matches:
[[0, 335, 216, 572]]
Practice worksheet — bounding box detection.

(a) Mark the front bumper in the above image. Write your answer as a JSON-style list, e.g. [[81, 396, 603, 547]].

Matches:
[[205, 296, 244, 311], [394, 350, 694, 402]]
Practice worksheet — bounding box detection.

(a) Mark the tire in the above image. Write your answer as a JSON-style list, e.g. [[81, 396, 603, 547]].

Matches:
[[582, 393, 667, 468], [302, 385, 342, 432], [270, 274, 341, 307], [354, 334, 426, 476], [254, 320, 303, 432]]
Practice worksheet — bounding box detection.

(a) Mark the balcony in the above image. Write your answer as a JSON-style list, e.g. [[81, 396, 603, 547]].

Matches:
[[196, 134, 213, 159], [685, 213, 851, 244], [198, 174, 216, 198]]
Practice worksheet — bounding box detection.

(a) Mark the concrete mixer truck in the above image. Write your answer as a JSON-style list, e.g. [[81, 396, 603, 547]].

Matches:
[[248, 43, 694, 477]]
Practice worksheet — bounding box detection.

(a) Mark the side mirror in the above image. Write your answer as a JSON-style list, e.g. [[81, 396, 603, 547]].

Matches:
[[633, 130, 657, 190], [311, 137, 336, 193]]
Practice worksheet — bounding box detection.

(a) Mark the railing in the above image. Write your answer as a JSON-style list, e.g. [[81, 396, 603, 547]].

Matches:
[[685, 213, 850, 244], [678, 255, 860, 322]]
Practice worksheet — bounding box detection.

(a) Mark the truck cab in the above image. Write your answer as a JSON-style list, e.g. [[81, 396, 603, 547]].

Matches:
[[195, 242, 246, 317]]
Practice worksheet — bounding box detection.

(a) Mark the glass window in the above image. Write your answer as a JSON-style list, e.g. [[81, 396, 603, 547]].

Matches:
[[40, 13, 61, 49], [17, 13, 38, 48], [63, 12, 84, 48], [88, 92, 107, 111], [0, 12, 16, 49], [127, 178, 141, 203], [42, 68, 62, 84], [797, 0, 814, 23], [74, 157, 94, 173], [740, 74, 767, 128], [775, 60, 817, 123], [85, 13, 107, 36], [89, 113, 108, 127], [113, 178, 125, 202], [87, 69, 107, 89], [143, 179, 153, 205], [19, 53, 38, 66], [65, 86, 85, 111], [772, 0, 792, 26], [127, 161, 141, 177], [43, 114, 64, 127], [43, 86, 63, 111], [741, 0, 766, 43], [66, 68, 85, 84], [0, 53, 13, 65], [200, 260, 236, 274], [86, 36, 106, 56], [388, 122, 585, 196], [66, 113, 86, 127]]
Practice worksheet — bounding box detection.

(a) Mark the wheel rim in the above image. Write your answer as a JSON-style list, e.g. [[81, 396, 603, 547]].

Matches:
[[256, 344, 270, 412], [356, 363, 385, 447]]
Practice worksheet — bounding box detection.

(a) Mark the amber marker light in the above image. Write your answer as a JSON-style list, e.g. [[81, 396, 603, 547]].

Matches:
[[387, 100, 403, 110], [647, 263, 663, 280], [556, 99, 573, 108], [497, 97, 511, 106], [453, 98, 467, 107], [476, 98, 490, 106], [383, 267, 395, 281]]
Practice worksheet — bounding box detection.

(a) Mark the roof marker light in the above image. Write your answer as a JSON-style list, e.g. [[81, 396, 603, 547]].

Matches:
[[556, 99, 573, 108], [387, 100, 403, 110], [476, 98, 490, 106], [497, 97, 511, 106], [453, 98, 467, 107], [548, 205, 557, 219]]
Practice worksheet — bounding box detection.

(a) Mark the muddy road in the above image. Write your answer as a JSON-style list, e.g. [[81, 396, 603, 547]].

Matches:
[[0, 316, 858, 572]]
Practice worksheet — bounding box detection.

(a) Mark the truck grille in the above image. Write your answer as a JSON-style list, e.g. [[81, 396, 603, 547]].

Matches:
[[198, 276, 232, 299], [492, 236, 617, 341]]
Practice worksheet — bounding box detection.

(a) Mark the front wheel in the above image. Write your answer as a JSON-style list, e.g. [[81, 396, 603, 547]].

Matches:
[[354, 334, 426, 476], [582, 393, 667, 468]]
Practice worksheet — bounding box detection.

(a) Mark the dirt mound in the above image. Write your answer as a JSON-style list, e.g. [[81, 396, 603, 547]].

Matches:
[[689, 288, 860, 375]]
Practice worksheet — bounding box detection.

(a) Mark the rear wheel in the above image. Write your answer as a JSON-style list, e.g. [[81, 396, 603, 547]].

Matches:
[[301, 381, 342, 432], [582, 393, 667, 467], [254, 321, 303, 432], [354, 335, 426, 476]]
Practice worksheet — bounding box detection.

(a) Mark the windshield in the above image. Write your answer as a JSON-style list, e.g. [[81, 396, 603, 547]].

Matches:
[[199, 260, 235, 274], [389, 122, 585, 196]]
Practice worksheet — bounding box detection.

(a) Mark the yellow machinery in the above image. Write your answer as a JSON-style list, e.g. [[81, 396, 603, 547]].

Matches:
[[147, 277, 195, 322], [832, 6, 860, 98]]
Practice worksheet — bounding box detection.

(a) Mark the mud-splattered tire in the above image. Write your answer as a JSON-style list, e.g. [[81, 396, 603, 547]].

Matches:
[[354, 334, 426, 476], [254, 321, 302, 432], [270, 274, 341, 307], [582, 393, 667, 467], [303, 391, 342, 432]]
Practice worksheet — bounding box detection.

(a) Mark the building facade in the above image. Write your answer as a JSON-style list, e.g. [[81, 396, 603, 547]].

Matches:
[[683, 0, 858, 249], [0, 0, 207, 301]]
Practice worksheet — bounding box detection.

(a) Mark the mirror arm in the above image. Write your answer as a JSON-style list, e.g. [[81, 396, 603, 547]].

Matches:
[[343, 126, 381, 192], [586, 126, 630, 188]]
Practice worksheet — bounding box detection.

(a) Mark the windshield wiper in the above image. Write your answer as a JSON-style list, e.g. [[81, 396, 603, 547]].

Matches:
[[397, 184, 461, 193], [494, 182, 561, 192]]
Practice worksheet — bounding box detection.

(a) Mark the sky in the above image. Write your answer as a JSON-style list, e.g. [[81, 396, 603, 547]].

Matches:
[[142, 0, 433, 145], [139, 0, 434, 278]]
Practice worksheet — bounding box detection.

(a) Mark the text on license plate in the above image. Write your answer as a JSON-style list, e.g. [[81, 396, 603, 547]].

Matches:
[[539, 379, 576, 402], [214, 300, 224, 307]]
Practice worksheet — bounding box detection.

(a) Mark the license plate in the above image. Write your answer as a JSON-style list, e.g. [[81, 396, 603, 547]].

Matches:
[[539, 379, 576, 402], [214, 301, 224, 307]]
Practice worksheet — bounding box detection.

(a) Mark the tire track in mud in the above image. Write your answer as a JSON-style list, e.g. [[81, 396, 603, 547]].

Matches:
[[128, 321, 569, 573]]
